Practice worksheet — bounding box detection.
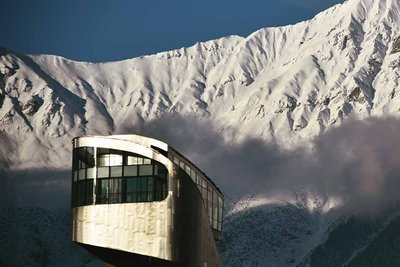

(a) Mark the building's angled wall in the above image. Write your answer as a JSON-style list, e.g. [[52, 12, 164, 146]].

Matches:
[[173, 167, 223, 267]]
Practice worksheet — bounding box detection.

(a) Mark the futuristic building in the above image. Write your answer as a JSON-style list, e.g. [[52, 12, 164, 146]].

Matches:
[[71, 134, 224, 267]]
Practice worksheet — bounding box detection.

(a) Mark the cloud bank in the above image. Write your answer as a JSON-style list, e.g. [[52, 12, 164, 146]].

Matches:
[[137, 115, 400, 216]]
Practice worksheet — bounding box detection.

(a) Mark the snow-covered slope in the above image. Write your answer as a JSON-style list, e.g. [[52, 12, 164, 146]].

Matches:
[[1, 0, 400, 265], [1, 0, 400, 170]]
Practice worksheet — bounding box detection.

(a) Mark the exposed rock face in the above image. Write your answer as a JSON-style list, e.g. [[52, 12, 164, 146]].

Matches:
[[1, 0, 400, 266], [391, 36, 400, 54], [22, 95, 44, 116]]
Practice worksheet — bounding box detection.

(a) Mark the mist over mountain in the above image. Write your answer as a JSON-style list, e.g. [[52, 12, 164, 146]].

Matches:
[[1, 0, 400, 265]]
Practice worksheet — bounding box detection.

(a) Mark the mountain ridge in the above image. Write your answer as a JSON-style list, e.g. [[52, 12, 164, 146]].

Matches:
[[1, 0, 400, 265]]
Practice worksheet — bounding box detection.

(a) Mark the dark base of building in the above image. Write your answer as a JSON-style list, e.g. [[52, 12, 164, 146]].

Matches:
[[78, 243, 178, 267]]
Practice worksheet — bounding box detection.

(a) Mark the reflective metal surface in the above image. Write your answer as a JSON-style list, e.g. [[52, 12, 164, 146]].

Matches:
[[71, 134, 223, 266]]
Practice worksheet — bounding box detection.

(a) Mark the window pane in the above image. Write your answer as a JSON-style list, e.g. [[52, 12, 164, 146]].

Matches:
[[79, 159, 86, 169], [126, 156, 138, 165], [213, 191, 218, 203], [179, 161, 185, 169], [77, 181, 86, 205], [213, 219, 218, 229], [190, 171, 196, 182], [143, 158, 151, 164], [147, 177, 154, 192], [109, 154, 123, 166], [127, 193, 137, 202], [73, 171, 78, 182], [100, 179, 108, 193], [202, 187, 207, 198], [77, 147, 87, 169], [124, 166, 137, 176], [86, 180, 94, 204], [140, 177, 148, 192], [139, 165, 153, 176], [173, 157, 179, 165], [157, 164, 167, 179], [110, 166, 122, 177], [87, 167, 96, 179], [78, 169, 86, 180], [185, 165, 191, 174], [213, 204, 218, 219], [218, 207, 223, 222], [97, 167, 109, 178], [109, 178, 122, 203], [126, 178, 137, 192], [218, 196, 223, 206], [86, 147, 95, 167], [98, 154, 110, 166], [97, 179, 108, 204], [208, 190, 213, 202]]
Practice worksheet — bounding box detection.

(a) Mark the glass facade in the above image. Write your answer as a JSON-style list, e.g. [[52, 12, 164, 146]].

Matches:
[[169, 151, 223, 233], [72, 147, 168, 207]]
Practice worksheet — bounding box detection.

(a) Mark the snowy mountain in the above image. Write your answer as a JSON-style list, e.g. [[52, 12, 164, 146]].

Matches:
[[1, 0, 400, 265]]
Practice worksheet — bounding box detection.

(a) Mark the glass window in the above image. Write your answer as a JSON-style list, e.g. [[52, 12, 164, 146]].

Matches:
[[98, 154, 110, 166], [78, 169, 86, 180], [109, 178, 122, 203], [202, 179, 207, 188], [147, 176, 154, 201], [109, 154, 123, 166], [213, 204, 218, 219], [202, 187, 207, 198], [77, 147, 87, 169], [97, 167, 109, 178], [218, 207, 223, 222], [87, 167, 96, 179], [190, 171, 196, 182], [86, 180, 94, 204], [213, 191, 218, 203], [72, 148, 170, 207], [185, 165, 191, 174], [139, 165, 153, 176], [213, 219, 218, 229], [124, 165, 137, 176], [157, 164, 167, 179], [140, 177, 148, 192], [86, 147, 95, 167], [173, 156, 179, 165], [126, 156, 138, 165], [77, 181, 86, 205], [110, 166, 122, 177], [126, 177, 137, 192], [179, 161, 185, 169], [97, 179, 109, 204]]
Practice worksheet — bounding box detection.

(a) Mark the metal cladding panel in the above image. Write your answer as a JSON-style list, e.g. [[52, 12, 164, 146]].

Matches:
[[72, 200, 173, 261]]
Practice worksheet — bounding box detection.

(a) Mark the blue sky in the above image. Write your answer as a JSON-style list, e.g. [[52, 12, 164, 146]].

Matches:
[[1, 0, 344, 62]]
